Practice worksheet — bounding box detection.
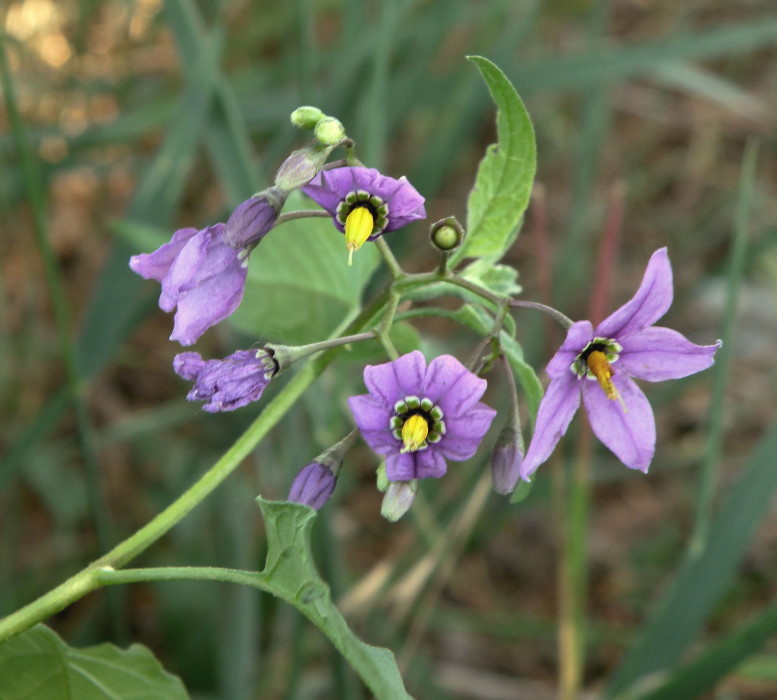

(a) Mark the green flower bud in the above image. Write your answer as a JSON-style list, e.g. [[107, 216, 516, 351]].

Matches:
[[429, 216, 465, 252], [314, 117, 346, 146], [274, 143, 335, 191], [290, 106, 325, 130], [381, 480, 418, 522]]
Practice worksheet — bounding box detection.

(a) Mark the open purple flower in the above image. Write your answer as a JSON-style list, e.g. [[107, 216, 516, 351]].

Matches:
[[174, 349, 277, 412], [130, 223, 247, 346], [348, 351, 496, 481], [302, 166, 426, 263], [521, 248, 721, 479]]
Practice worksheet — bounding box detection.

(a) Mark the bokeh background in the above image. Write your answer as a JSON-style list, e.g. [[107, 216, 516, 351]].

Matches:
[[2, 0, 777, 698]]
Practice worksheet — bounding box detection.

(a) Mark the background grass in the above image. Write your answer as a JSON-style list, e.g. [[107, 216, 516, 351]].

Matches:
[[1, 0, 776, 698]]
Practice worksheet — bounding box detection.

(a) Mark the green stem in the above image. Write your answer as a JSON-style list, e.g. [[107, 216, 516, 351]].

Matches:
[[510, 299, 574, 329], [275, 210, 331, 225], [0, 286, 392, 644], [374, 237, 404, 279], [96, 566, 264, 588], [376, 290, 401, 360]]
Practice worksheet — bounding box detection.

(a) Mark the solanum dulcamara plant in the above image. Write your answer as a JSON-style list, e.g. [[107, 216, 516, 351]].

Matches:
[[0, 59, 720, 700]]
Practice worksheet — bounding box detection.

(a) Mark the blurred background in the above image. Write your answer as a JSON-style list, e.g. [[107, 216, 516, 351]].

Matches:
[[2, 0, 777, 698]]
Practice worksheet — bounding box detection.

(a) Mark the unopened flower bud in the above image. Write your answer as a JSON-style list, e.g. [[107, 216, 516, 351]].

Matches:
[[287, 431, 357, 510], [224, 187, 286, 250], [381, 480, 418, 522], [376, 462, 389, 493], [491, 426, 524, 495], [288, 462, 337, 510], [314, 116, 346, 146], [430, 216, 465, 252], [275, 143, 336, 191], [290, 106, 325, 130]]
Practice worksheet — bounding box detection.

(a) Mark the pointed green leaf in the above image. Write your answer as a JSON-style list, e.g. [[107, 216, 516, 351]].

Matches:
[[256, 498, 413, 700], [454, 56, 536, 262], [0, 624, 188, 699]]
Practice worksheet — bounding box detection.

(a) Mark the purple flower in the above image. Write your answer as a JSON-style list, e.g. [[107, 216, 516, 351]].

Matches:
[[224, 188, 285, 249], [129, 223, 247, 346], [521, 248, 721, 479], [173, 349, 277, 412], [348, 351, 496, 481], [288, 462, 337, 510], [302, 166, 426, 263]]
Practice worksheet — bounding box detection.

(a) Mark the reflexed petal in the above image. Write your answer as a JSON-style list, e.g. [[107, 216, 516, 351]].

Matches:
[[618, 327, 721, 381], [520, 374, 581, 480], [416, 449, 447, 479], [546, 321, 595, 378], [301, 169, 348, 215], [582, 374, 655, 472], [129, 227, 198, 283], [423, 355, 487, 415], [596, 248, 673, 339], [386, 451, 417, 481]]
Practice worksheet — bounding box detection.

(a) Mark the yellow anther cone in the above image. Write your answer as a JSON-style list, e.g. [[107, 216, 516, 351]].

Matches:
[[586, 350, 627, 412], [344, 207, 374, 266], [401, 415, 428, 453]]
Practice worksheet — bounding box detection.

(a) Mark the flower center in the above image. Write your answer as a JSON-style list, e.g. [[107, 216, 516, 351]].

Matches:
[[344, 207, 374, 266], [571, 337, 627, 410], [335, 190, 390, 262], [389, 396, 446, 453]]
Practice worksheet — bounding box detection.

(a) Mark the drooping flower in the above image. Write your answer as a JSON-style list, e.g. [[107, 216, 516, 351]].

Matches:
[[521, 248, 721, 479], [129, 223, 247, 346], [302, 166, 426, 264], [348, 351, 496, 481], [173, 349, 277, 412]]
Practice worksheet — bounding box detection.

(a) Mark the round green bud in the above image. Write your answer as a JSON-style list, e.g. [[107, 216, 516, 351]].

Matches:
[[314, 116, 346, 146], [429, 216, 465, 252], [290, 106, 325, 130]]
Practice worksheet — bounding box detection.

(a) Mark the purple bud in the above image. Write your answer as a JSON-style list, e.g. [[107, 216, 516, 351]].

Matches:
[[173, 349, 277, 412], [274, 144, 335, 191], [288, 462, 337, 510], [224, 188, 285, 250], [491, 427, 524, 495]]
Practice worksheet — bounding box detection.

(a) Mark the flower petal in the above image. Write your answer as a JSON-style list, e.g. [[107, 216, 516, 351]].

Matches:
[[386, 451, 417, 481], [347, 394, 397, 454], [416, 449, 447, 479], [596, 248, 673, 339], [170, 265, 247, 346], [129, 227, 198, 283], [423, 355, 487, 416], [582, 374, 655, 472], [437, 405, 497, 460], [520, 374, 581, 480], [617, 327, 721, 381], [546, 321, 595, 379], [364, 350, 426, 403]]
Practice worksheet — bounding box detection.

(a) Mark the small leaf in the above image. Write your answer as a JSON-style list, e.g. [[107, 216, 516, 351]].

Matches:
[[0, 624, 188, 699], [461, 258, 522, 296], [230, 190, 380, 344], [453, 56, 536, 262], [256, 498, 414, 700]]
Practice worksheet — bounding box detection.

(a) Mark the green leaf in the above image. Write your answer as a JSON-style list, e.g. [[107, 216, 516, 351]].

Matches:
[[0, 624, 188, 699], [230, 191, 379, 344], [607, 420, 777, 698], [461, 257, 523, 296], [635, 600, 777, 700], [256, 498, 414, 700], [454, 56, 536, 262]]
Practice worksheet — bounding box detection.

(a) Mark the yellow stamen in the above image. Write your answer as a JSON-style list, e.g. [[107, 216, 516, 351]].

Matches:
[[400, 414, 428, 453], [344, 206, 374, 266], [585, 350, 627, 412]]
